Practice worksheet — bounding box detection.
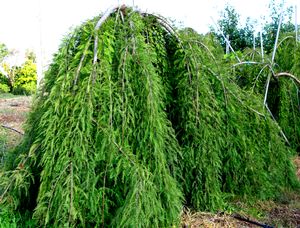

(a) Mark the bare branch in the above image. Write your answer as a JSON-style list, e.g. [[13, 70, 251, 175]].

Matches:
[[263, 73, 272, 105], [271, 4, 284, 64], [233, 61, 264, 67], [275, 72, 300, 86], [265, 104, 290, 145], [210, 16, 241, 63]]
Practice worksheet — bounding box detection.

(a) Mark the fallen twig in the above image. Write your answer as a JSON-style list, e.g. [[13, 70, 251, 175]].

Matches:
[[1, 124, 24, 135], [232, 213, 274, 228]]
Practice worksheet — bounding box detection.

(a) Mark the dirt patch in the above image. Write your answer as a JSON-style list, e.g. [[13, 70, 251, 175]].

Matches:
[[267, 205, 300, 227], [181, 211, 265, 228], [295, 156, 300, 180], [0, 96, 31, 134]]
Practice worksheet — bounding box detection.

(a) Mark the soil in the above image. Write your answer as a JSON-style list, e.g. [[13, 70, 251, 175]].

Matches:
[[295, 156, 300, 180], [181, 211, 258, 227], [0, 96, 31, 134]]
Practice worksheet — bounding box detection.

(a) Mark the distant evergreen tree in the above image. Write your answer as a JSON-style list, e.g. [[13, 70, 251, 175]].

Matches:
[[211, 5, 255, 52], [262, 0, 295, 53]]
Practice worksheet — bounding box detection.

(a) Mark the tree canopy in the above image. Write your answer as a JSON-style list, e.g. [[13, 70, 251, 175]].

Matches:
[[0, 49, 37, 94], [0, 6, 298, 227]]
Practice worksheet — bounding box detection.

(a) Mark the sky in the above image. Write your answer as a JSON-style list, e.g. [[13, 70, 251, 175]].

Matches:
[[0, 0, 299, 67]]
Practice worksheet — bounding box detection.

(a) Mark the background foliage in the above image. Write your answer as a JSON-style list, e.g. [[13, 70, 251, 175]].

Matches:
[[212, 0, 296, 53], [0, 48, 37, 95]]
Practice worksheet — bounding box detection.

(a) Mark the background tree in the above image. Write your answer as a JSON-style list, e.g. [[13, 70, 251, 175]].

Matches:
[[212, 5, 255, 52], [0, 47, 37, 94], [212, 1, 296, 54], [0, 63, 18, 92], [262, 0, 295, 53], [13, 57, 37, 95]]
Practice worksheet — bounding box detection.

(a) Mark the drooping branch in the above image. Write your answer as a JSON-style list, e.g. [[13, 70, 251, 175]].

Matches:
[[141, 12, 180, 42], [263, 73, 272, 105], [276, 36, 294, 50], [210, 16, 241, 63], [93, 4, 125, 65], [274, 72, 300, 86], [271, 3, 284, 64], [265, 104, 290, 145], [233, 61, 265, 67]]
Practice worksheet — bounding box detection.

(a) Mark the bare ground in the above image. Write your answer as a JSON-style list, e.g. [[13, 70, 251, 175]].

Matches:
[[0, 95, 300, 228], [0, 96, 31, 133]]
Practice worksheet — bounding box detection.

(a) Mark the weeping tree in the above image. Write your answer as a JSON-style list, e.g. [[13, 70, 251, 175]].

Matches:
[[231, 33, 300, 153], [0, 6, 299, 227], [274, 35, 300, 152], [167, 29, 298, 208]]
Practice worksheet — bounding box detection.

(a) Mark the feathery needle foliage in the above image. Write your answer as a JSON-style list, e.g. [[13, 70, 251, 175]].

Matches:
[[0, 6, 299, 227]]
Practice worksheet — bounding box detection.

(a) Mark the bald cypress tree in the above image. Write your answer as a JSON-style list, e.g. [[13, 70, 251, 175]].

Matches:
[[0, 6, 298, 227]]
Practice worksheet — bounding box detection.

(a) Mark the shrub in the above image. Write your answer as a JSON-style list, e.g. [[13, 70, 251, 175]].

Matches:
[[0, 83, 10, 93], [13, 81, 36, 95], [12, 59, 37, 95]]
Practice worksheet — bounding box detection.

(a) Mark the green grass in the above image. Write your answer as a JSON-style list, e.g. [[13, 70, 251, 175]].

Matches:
[[0, 93, 26, 99]]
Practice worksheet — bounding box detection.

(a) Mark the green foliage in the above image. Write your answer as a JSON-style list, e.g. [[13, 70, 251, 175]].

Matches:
[[13, 82, 36, 95], [234, 35, 300, 153], [212, 5, 255, 52], [212, 1, 295, 53], [0, 6, 299, 227], [274, 38, 300, 152], [0, 83, 10, 93], [0, 49, 37, 95], [0, 208, 18, 228], [0, 63, 13, 92], [1, 11, 183, 227], [262, 0, 295, 53], [0, 208, 37, 228], [13, 60, 37, 95], [0, 64, 14, 91], [227, 32, 300, 153], [167, 29, 298, 211]]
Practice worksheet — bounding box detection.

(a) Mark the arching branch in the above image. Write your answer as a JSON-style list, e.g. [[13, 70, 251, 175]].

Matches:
[[274, 72, 300, 86]]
